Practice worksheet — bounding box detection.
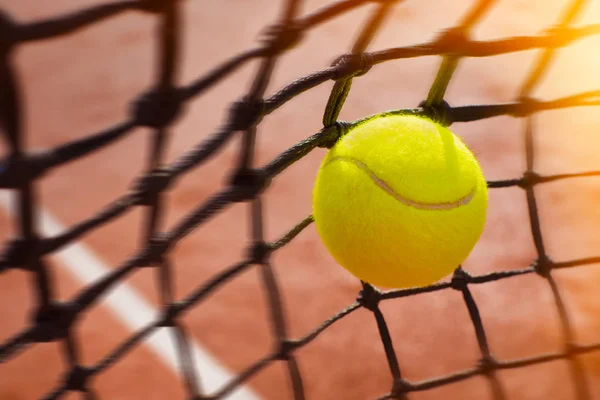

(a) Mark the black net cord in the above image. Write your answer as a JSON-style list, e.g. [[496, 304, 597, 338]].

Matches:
[[516, 0, 591, 398], [1, 0, 600, 399], [322, 1, 395, 127], [146, 3, 204, 398], [455, 270, 506, 400]]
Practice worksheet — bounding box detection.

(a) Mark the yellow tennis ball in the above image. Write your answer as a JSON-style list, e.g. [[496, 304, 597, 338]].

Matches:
[[312, 113, 488, 289]]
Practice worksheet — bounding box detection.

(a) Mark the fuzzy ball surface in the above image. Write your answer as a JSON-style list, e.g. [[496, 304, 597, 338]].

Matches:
[[312, 114, 488, 288]]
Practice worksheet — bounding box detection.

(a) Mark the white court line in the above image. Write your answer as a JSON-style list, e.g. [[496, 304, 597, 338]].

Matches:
[[0, 192, 260, 400]]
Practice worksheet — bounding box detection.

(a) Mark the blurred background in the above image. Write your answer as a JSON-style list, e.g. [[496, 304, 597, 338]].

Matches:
[[2, 0, 600, 399]]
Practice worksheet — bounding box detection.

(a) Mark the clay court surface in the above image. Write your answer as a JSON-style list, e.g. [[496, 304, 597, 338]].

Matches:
[[2, 1, 600, 399]]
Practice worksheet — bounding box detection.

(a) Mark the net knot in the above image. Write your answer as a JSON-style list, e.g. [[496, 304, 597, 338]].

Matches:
[[1, 236, 40, 270], [228, 97, 266, 131], [418, 100, 453, 127], [259, 22, 304, 56], [0, 10, 16, 54], [518, 170, 541, 189], [132, 168, 174, 206], [565, 341, 580, 354], [331, 53, 373, 80], [30, 301, 76, 342], [247, 241, 271, 265], [159, 302, 182, 327], [543, 26, 579, 49], [141, 235, 171, 266], [357, 283, 382, 312], [228, 167, 270, 202], [63, 365, 91, 392], [513, 96, 540, 118], [450, 267, 471, 291], [318, 121, 349, 149], [131, 88, 183, 129], [391, 378, 412, 397], [275, 339, 298, 361], [533, 255, 553, 277], [0, 153, 49, 189], [477, 355, 498, 374], [432, 28, 469, 56]]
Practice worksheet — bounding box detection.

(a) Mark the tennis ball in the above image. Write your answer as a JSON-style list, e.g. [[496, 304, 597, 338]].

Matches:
[[312, 113, 488, 289]]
